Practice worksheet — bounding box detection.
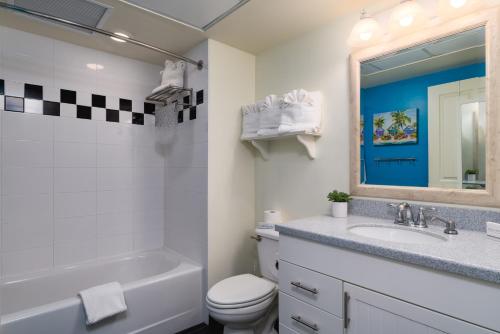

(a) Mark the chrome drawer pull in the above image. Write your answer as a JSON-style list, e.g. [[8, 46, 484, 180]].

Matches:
[[291, 315, 319, 331], [290, 281, 319, 294]]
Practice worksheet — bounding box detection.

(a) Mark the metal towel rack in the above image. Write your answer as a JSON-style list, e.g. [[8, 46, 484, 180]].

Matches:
[[374, 157, 417, 165]]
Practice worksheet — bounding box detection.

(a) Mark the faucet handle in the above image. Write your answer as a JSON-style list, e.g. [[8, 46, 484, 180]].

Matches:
[[414, 207, 435, 228]]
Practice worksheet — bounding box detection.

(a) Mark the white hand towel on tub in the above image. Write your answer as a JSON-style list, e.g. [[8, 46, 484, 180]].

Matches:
[[279, 89, 322, 134], [241, 102, 262, 139], [257, 95, 282, 136], [79, 282, 127, 325]]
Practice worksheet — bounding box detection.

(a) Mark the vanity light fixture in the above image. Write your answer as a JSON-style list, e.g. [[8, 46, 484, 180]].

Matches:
[[110, 32, 129, 43], [348, 9, 382, 46], [390, 0, 424, 28]]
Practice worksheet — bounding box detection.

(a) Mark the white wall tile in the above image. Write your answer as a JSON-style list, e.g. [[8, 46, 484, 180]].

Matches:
[[97, 212, 134, 237], [2, 167, 53, 195], [54, 142, 96, 167], [54, 215, 96, 243], [2, 140, 53, 168], [96, 122, 133, 145], [97, 167, 134, 191], [92, 107, 106, 121], [24, 99, 43, 114], [2, 247, 53, 276], [54, 168, 96, 193], [2, 112, 53, 142], [98, 234, 133, 258], [97, 144, 134, 168], [134, 146, 164, 167], [1, 27, 54, 87], [60, 103, 77, 118], [96, 190, 134, 214], [53, 40, 96, 93], [54, 240, 97, 266], [134, 229, 163, 251], [54, 117, 96, 143], [4, 81, 24, 97], [2, 194, 53, 226], [54, 191, 96, 218], [135, 167, 164, 189], [2, 222, 53, 251]]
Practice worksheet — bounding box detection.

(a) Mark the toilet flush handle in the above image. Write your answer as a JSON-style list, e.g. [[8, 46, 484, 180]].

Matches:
[[250, 235, 262, 241]]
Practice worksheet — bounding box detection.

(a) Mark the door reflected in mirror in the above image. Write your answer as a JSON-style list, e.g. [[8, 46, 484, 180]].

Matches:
[[360, 26, 486, 190]]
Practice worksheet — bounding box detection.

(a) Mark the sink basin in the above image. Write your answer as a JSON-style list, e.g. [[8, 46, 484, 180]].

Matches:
[[348, 224, 447, 244]]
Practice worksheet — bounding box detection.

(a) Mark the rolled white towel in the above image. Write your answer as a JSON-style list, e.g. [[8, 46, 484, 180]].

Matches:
[[279, 89, 321, 134], [241, 102, 261, 139], [154, 60, 186, 92], [79, 282, 127, 325], [257, 95, 282, 136]]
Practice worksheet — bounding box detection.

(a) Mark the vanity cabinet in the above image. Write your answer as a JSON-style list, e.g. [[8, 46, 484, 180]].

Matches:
[[344, 283, 494, 334], [278, 235, 500, 333]]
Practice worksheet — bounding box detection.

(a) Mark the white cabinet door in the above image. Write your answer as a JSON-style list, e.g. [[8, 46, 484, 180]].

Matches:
[[344, 283, 496, 334]]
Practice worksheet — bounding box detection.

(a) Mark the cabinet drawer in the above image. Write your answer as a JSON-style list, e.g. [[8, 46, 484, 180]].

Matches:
[[279, 292, 343, 334], [279, 323, 301, 334], [279, 260, 343, 316]]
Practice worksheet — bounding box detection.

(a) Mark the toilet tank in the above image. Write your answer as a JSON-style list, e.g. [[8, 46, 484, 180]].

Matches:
[[256, 228, 279, 282]]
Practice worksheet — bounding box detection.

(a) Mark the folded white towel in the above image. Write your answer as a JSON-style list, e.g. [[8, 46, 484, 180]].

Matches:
[[79, 282, 127, 325], [258, 95, 282, 136], [154, 60, 186, 93], [279, 89, 321, 134], [241, 102, 261, 139]]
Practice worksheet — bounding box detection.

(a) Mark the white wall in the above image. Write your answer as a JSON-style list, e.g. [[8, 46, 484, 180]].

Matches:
[[255, 13, 357, 222], [0, 26, 164, 277], [207, 39, 256, 288]]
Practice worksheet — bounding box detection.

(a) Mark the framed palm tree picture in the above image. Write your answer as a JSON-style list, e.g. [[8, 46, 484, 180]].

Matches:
[[372, 109, 418, 145]]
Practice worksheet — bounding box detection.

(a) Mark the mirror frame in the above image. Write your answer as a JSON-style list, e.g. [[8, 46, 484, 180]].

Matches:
[[349, 8, 500, 208]]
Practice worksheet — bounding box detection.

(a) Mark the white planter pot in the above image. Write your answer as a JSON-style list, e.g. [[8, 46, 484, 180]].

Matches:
[[467, 174, 477, 182], [331, 202, 348, 218]]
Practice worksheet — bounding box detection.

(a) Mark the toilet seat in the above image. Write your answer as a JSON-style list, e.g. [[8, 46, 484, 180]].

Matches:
[[206, 274, 277, 310], [206, 291, 276, 317]]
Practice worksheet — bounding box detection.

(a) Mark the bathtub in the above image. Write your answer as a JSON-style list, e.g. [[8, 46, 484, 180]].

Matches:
[[1, 249, 203, 334]]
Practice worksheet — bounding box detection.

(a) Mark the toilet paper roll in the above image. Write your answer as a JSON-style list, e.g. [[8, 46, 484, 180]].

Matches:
[[264, 210, 282, 224]]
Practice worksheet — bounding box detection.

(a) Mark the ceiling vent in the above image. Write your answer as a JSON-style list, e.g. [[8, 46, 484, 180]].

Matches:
[[12, 0, 111, 34]]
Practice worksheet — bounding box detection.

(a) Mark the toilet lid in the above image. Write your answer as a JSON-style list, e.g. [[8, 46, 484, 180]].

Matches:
[[207, 274, 276, 306]]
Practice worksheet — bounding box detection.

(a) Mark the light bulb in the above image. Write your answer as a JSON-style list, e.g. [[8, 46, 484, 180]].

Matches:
[[390, 0, 424, 29], [348, 10, 382, 46], [399, 15, 414, 27], [359, 31, 373, 41], [449, 0, 466, 8]]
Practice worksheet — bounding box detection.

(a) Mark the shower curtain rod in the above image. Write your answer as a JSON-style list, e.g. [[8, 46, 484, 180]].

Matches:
[[0, 2, 204, 70]]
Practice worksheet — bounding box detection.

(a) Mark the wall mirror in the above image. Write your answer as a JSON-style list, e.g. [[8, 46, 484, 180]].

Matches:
[[350, 9, 500, 207]]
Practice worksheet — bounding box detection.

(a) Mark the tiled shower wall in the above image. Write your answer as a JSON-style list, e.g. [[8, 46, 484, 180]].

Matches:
[[0, 26, 165, 277]]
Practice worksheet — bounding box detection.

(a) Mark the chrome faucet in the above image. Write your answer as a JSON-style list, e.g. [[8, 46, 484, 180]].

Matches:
[[388, 202, 414, 225], [430, 216, 458, 235]]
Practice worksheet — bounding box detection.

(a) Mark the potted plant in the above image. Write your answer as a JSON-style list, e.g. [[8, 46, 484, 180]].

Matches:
[[327, 190, 352, 218], [465, 169, 479, 182]]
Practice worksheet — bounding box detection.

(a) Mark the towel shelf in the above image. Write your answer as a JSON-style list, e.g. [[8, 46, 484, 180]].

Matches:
[[145, 86, 193, 107], [242, 131, 321, 160]]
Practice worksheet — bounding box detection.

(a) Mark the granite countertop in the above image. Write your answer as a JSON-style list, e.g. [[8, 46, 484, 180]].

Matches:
[[275, 215, 500, 284]]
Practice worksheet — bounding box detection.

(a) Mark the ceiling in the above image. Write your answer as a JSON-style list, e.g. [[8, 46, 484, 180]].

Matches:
[[0, 0, 395, 65], [361, 27, 485, 88]]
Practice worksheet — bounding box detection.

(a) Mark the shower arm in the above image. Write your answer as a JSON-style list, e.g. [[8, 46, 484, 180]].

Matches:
[[0, 2, 204, 70]]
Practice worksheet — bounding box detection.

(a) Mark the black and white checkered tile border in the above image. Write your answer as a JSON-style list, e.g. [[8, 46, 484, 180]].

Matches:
[[0, 79, 204, 125]]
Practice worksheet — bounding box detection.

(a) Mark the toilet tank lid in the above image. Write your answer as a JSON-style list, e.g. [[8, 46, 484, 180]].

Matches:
[[256, 228, 279, 240]]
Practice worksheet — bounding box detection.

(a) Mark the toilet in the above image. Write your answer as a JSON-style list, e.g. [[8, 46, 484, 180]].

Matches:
[[206, 228, 279, 334]]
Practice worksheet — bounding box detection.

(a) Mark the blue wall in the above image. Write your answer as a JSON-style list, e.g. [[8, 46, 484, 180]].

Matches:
[[361, 62, 485, 187]]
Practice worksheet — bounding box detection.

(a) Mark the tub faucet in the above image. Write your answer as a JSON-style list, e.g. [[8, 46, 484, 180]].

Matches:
[[431, 216, 458, 235], [388, 202, 414, 225]]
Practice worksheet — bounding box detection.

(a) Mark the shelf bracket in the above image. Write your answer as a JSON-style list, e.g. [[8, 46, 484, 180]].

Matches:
[[296, 134, 317, 159], [250, 140, 270, 161]]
